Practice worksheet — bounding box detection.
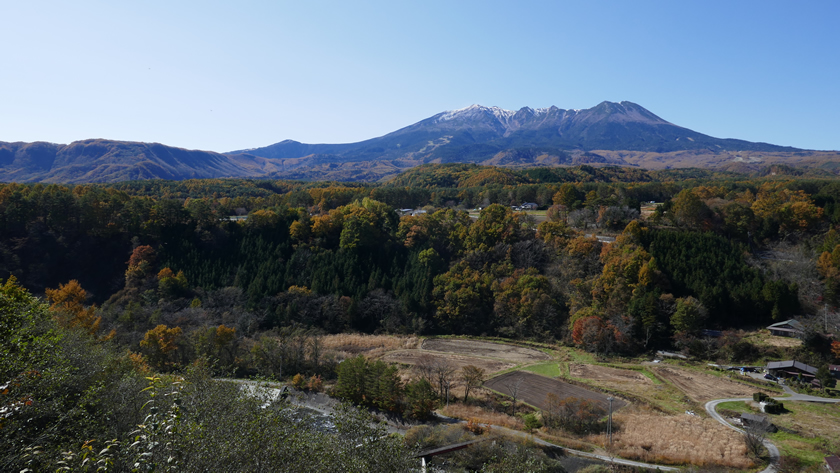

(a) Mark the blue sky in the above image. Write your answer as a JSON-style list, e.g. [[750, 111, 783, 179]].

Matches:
[[2, 1, 838, 152]]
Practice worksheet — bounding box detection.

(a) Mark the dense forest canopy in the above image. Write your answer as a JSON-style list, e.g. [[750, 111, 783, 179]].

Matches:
[[1, 164, 839, 352]]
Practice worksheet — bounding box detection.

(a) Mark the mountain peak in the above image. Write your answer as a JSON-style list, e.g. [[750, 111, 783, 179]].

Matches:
[[436, 104, 555, 126]]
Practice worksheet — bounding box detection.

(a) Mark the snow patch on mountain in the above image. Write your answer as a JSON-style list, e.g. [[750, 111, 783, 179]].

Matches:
[[437, 104, 555, 125]]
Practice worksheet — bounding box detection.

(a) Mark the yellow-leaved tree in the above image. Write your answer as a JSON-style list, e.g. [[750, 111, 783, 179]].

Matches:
[[45, 279, 114, 340]]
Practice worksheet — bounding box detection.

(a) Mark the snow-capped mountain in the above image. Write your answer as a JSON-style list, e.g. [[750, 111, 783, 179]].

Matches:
[[235, 101, 795, 164]]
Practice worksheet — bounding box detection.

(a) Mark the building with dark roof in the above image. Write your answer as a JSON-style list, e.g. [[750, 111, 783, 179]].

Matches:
[[825, 455, 840, 472], [767, 319, 804, 337], [766, 360, 818, 379]]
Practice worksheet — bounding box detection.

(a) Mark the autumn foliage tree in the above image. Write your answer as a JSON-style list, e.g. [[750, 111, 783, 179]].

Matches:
[[45, 280, 112, 339], [140, 324, 183, 370], [125, 245, 156, 288]]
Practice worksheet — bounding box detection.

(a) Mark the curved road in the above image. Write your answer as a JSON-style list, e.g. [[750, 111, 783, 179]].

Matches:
[[238, 377, 839, 472], [432, 412, 681, 471], [233, 379, 679, 471], [704, 385, 840, 473]]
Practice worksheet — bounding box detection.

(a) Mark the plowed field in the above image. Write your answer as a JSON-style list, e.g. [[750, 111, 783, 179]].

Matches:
[[569, 364, 654, 398], [484, 371, 626, 411], [651, 366, 769, 402], [421, 339, 550, 363], [380, 350, 515, 373], [569, 364, 650, 384]]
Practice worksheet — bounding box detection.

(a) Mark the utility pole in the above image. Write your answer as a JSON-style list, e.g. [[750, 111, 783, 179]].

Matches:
[[826, 303, 829, 333], [607, 397, 613, 448]]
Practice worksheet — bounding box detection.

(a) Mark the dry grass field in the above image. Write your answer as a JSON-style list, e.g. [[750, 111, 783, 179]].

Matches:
[[651, 365, 770, 402], [318, 333, 419, 359], [441, 403, 524, 430], [742, 329, 803, 348], [421, 338, 551, 363], [485, 371, 626, 411], [610, 411, 755, 469]]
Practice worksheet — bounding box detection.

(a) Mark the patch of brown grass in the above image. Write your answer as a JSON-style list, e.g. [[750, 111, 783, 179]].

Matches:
[[318, 334, 419, 359], [441, 403, 524, 430], [742, 329, 802, 348], [609, 413, 754, 468], [535, 430, 593, 452]]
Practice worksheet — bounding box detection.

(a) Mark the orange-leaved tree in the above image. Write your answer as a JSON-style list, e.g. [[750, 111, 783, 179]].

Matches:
[[125, 245, 156, 288], [140, 324, 183, 371], [45, 280, 113, 340]]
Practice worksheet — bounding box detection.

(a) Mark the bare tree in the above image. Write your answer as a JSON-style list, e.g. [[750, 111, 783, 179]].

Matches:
[[414, 355, 455, 402], [743, 420, 767, 457], [414, 354, 436, 387], [502, 376, 524, 416], [460, 365, 485, 402], [432, 359, 456, 404]]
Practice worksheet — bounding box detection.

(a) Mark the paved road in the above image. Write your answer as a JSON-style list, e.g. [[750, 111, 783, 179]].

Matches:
[[432, 412, 680, 472], [232, 379, 678, 471], [704, 389, 840, 473]]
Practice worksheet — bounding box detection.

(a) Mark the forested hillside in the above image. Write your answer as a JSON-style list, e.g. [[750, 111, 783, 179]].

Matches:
[[2, 166, 840, 361], [5, 164, 840, 469]]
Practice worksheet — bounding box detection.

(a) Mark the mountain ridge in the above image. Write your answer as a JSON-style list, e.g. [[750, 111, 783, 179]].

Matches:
[[1, 101, 837, 183]]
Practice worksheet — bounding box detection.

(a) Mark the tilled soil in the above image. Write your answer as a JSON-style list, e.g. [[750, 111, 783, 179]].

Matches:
[[421, 338, 551, 363], [569, 364, 651, 384], [651, 366, 765, 402], [485, 371, 626, 411], [381, 350, 516, 374]]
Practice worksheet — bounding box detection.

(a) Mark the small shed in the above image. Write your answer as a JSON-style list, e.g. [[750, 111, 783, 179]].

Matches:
[[830, 364, 840, 380], [767, 319, 804, 337], [766, 360, 818, 380], [825, 455, 840, 473], [520, 202, 538, 210], [740, 413, 777, 432]]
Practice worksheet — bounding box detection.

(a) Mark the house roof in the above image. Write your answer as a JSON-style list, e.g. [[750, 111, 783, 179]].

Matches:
[[826, 455, 840, 472], [741, 413, 769, 424], [766, 360, 818, 375], [830, 364, 840, 373], [767, 319, 804, 330]]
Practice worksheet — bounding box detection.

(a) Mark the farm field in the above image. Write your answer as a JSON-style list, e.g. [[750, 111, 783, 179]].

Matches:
[[485, 370, 626, 411], [381, 350, 515, 373], [319, 333, 419, 358], [378, 337, 551, 375], [567, 363, 656, 399], [421, 338, 551, 363], [611, 410, 754, 469], [650, 365, 772, 402]]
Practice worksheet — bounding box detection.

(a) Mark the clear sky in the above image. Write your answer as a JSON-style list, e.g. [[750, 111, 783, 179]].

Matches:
[[2, 1, 838, 152]]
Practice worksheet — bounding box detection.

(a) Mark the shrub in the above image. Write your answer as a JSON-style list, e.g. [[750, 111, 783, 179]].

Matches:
[[523, 413, 543, 433], [292, 373, 306, 390], [753, 392, 769, 402], [465, 418, 486, 435], [306, 375, 323, 392], [764, 400, 784, 414]]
